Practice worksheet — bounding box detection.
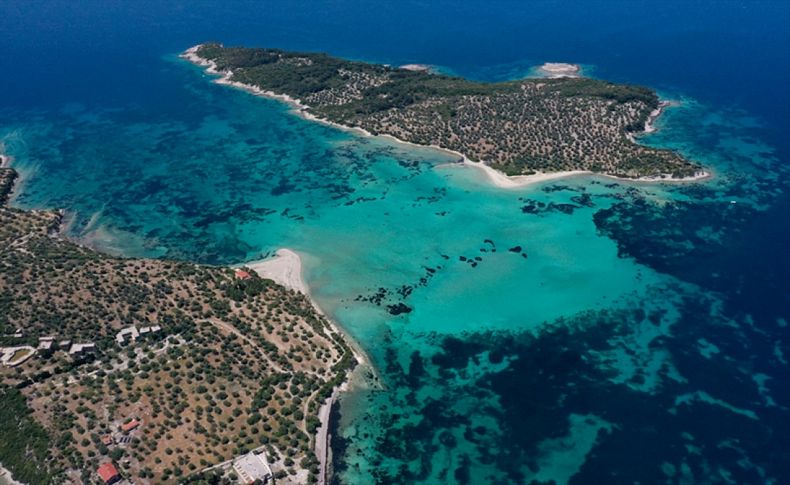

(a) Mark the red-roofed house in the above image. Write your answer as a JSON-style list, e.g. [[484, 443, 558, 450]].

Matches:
[[120, 418, 140, 433], [97, 462, 121, 484], [235, 269, 252, 280]]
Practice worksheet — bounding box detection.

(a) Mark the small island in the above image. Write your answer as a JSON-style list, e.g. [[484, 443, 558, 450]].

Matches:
[[184, 43, 705, 180]]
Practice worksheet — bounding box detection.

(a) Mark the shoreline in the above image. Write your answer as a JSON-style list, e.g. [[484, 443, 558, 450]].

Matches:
[[399, 63, 433, 73], [238, 248, 375, 485], [463, 160, 711, 188], [0, 154, 23, 204], [644, 100, 673, 134], [181, 44, 710, 190], [244, 249, 307, 294]]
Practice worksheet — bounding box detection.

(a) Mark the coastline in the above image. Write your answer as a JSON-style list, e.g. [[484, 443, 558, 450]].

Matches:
[[245, 249, 307, 294], [0, 154, 11, 169], [238, 249, 374, 485], [181, 44, 710, 189], [644, 100, 673, 134], [462, 160, 711, 188]]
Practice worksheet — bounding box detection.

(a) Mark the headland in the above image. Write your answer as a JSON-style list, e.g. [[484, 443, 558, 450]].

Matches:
[[0, 167, 357, 484]]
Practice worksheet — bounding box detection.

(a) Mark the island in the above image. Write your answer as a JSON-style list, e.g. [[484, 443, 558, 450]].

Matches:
[[0, 167, 356, 484], [183, 43, 706, 180]]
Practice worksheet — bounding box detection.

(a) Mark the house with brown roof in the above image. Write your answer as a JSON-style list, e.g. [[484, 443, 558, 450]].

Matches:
[[97, 462, 121, 484], [120, 418, 140, 433], [235, 268, 252, 280]]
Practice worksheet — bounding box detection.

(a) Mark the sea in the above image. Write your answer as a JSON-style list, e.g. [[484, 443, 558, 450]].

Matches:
[[1, 1, 789, 483]]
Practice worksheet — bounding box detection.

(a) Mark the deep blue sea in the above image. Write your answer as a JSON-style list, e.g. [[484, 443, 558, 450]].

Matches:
[[2, 1, 789, 483]]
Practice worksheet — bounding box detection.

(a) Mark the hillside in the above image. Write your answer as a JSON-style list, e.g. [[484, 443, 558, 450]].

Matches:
[[0, 168, 354, 484]]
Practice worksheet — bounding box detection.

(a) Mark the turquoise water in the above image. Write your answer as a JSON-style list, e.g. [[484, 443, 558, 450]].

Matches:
[[2, 1, 789, 483], [5, 61, 786, 483]]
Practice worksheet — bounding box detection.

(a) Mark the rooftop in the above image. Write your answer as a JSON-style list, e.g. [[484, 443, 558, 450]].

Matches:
[[97, 462, 120, 484], [235, 268, 252, 280], [232, 451, 273, 484], [120, 418, 140, 433]]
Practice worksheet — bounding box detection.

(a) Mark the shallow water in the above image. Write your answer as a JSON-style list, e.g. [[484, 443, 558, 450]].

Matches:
[[2, 1, 789, 483]]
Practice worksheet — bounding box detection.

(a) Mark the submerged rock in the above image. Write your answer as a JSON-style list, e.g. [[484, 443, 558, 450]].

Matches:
[[387, 303, 413, 315]]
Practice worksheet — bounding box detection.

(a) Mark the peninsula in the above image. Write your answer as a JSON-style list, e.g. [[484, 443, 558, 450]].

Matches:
[[184, 43, 704, 179], [0, 167, 355, 484]]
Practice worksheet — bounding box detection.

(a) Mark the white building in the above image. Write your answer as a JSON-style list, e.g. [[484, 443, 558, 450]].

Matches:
[[115, 327, 139, 344], [68, 343, 96, 355], [38, 337, 55, 351], [138, 325, 162, 336], [232, 451, 273, 485]]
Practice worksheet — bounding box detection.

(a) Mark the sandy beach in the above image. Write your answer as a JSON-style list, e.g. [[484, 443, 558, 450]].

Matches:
[[463, 161, 588, 188], [245, 249, 307, 293], [462, 159, 711, 188], [182, 44, 710, 190], [537, 62, 581, 78], [0, 464, 22, 485], [399, 63, 432, 72]]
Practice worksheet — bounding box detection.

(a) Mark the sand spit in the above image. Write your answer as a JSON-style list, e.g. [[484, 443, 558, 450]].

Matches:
[[464, 162, 588, 188], [463, 159, 711, 188], [245, 249, 307, 294]]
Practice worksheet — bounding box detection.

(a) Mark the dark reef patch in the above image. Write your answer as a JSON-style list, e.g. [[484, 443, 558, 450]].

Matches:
[[593, 198, 759, 291], [520, 198, 582, 215], [353, 287, 790, 483], [387, 303, 413, 316]]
